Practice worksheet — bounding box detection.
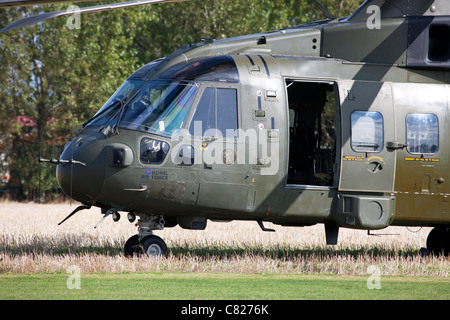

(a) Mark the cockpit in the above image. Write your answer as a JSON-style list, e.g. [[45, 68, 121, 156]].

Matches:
[[85, 55, 239, 138]]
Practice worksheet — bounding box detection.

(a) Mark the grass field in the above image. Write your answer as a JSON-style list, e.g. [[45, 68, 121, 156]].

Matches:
[[1, 273, 449, 300], [0, 201, 449, 301]]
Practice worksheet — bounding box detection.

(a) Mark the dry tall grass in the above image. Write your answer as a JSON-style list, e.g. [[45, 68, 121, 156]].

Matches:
[[1, 201, 449, 276]]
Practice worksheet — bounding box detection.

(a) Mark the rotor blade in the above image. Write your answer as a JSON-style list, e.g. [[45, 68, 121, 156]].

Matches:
[[69, 119, 74, 206], [1, 0, 189, 33], [38, 121, 43, 203], [0, 0, 105, 9], [312, 0, 336, 20]]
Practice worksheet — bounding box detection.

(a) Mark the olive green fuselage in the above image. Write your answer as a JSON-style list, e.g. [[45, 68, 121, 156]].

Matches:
[[57, 11, 449, 234], [58, 53, 449, 231]]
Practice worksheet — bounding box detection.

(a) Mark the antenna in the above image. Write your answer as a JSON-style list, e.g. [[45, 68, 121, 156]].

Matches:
[[69, 118, 74, 206], [38, 121, 43, 203]]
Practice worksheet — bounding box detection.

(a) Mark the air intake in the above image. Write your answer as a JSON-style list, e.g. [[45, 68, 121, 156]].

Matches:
[[407, 16, 450, 70]]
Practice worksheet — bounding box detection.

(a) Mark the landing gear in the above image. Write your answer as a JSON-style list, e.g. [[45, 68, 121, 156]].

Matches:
[[425, 227, 450, 256], [123, 214, 168, 258], [123, 235, 141, 257], [123, 234, 168, 257], [140, 235, 168, 257]]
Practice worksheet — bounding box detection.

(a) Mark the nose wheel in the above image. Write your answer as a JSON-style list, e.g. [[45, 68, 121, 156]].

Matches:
[[141, 235, 168, 257], [124, 234, 168, 258], [123, 214, 168, 258]]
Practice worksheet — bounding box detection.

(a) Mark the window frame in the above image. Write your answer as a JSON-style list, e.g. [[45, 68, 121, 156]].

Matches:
[[405, 113, 439, 155], [350, 110, 384, 153], [187, 83, 240, 140]]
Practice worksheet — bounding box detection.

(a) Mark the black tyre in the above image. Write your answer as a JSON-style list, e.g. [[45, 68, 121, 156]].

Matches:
[[140, 235, 168, 258], [123, 235, 143, 257], [444, 228, 450, 257], [426, 227, 445, 256]]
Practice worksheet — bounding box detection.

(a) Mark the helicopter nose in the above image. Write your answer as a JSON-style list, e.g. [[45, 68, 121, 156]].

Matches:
[[56, 135, 105, 203]]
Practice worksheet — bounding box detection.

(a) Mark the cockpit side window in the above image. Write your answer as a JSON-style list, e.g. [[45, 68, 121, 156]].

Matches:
[[190, 87, 215, 137], [217, 88, 238, 136], [189, 87, 238, 138]]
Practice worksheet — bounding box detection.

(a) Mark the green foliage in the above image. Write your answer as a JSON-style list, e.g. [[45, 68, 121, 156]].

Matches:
[[0, 4, 139, 199], [0, 0, 363, 200]]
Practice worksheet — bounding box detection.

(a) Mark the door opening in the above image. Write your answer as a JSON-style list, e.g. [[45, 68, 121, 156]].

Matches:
[[286, 80, 337, 186]]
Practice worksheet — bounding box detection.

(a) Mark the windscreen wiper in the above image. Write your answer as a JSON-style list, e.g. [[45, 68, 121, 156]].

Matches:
[[82, 97, 124, 129], [83, 87, 139, 129], [112, 89, 141, 135]]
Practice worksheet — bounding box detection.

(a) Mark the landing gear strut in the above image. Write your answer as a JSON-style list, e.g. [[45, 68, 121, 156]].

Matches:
[[123, 215, 168, 258], [425, 227, 450, 256]]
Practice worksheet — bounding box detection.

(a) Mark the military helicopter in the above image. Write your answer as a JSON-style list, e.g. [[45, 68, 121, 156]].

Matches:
[[1, 0, 449, 257]]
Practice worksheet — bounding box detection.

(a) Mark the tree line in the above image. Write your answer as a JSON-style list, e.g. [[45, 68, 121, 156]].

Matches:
[[0, 0, 362, 201]]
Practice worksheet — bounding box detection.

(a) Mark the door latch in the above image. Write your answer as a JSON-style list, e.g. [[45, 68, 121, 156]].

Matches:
[[386, 141, 407, 150]]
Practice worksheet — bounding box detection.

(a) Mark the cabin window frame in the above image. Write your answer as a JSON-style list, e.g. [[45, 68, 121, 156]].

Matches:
[[350, 110, 384, 153], [405, 113, 439, 155]]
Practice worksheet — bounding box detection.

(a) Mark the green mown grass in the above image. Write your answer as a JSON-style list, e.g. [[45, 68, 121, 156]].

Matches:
[[1, 272, 448, 300]]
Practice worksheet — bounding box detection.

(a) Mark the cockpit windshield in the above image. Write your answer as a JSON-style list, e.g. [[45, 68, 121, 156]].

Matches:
[[85, 55, 239, 137], [86, 80, 198, 136], [85, 79, 144, 127]]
